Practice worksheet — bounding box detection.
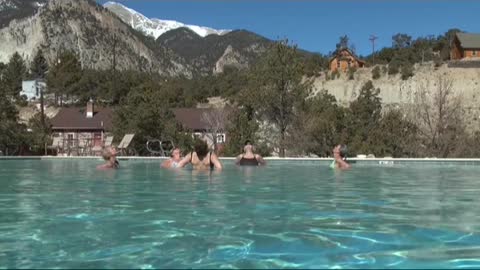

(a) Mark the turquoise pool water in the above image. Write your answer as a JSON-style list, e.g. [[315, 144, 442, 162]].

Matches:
[[1, 159, 480, 268]]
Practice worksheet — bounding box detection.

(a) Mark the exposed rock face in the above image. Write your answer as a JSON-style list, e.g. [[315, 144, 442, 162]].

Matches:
[[312, 63, 480, 130], [0, 0, 277, 76], [213, 45, 249, 74], [0, 0, 192, 77]]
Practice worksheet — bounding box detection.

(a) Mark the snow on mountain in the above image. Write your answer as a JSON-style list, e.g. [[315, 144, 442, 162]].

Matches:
[[104, 1, 230, 39], [0, 0, 17, 11]]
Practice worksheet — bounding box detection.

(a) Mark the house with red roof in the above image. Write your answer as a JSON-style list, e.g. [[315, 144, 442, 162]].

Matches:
[[50, 100, 113, 154], [172, 108, 229, 152]]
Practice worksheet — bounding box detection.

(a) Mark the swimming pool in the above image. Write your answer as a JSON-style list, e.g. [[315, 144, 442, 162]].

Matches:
[[1, 159, 480, 268]]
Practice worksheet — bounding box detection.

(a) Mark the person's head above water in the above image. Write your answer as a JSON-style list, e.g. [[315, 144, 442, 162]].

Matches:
[[338, 144, 348, 158], [333, 144, 348, 159], [102, 147, 116, 161], [244, 140, 255, 153], [194, 139, 209, 160], [171, 147, 181, 160]]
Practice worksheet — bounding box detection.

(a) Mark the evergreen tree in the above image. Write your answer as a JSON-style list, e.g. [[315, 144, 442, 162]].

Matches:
[[0, 78, 25, 155], [336, 35, 350, 50], [31, 49, 49, 79], [392, 33, 412, 49], [113, 80, 183, 155], [3, 52, 27, 103], [46, 51, 82, 105], [249, 39, 312, 157], [223, 107, 260, 157], [372, 109, 418, 157], [346, 80, 382, 155], [296, 90, 347, 157], [26, 112, 52, 155]]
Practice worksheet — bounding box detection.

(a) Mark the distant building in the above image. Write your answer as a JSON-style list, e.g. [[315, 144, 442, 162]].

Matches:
[[21, 79, 46, 101], [172, 108, 228, 151], [329, 48, 366, 72], [50, 100, 113, 152], [451, 32, 480, 60]]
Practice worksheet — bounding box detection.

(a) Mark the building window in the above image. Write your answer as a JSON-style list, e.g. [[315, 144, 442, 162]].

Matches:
[[216, 134, 226, 144], [337, 61, 340, 68], [67, 133, 75, 147], [473, 50, 477, 56]]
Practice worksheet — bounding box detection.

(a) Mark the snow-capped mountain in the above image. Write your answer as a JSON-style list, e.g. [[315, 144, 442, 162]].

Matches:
[[104, 1, 230, 39]]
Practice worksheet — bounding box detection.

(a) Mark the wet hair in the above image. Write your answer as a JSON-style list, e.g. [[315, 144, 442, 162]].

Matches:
[[244, 140, 252, 146], [102, 149, 112, 161], [170, 147, 180, 157], [194, 139, 209, 160], [339, 144, 348, 159]]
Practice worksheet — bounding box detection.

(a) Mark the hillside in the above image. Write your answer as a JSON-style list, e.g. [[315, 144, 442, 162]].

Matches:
[[156, 28, 271, 75], [0, 0, 191, 76], [0, 0, 47, 28], [312, 63, 480, 130], [0, 0, 321, 77]]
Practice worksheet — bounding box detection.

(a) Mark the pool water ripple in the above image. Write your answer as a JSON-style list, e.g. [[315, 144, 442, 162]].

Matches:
[[2, 160, 480, 268]]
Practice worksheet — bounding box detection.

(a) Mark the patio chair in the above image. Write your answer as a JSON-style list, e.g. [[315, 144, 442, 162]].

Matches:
[[117, 134, 136, 156], [47, 136, 63, 155], [104, 136, 114, 148]]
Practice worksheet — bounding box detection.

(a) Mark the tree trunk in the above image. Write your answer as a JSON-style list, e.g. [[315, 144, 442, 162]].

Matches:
[[40, 88, 47, 156], [279, 129, 286, 157]]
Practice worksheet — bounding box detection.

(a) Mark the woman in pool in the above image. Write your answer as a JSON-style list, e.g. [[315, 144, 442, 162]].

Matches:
[[161, 147, 182, 169], [97, 146, 119, 170], [177, 139, 222, 170], [331, 144, 351, 169], [235, 140, 266, 166]]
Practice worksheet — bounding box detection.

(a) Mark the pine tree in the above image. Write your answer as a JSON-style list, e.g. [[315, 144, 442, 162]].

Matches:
[[46, 51, 82, 105], [3, 52, 27, 102], [31, 49, 49, 79], [249, 39, 312, 157]]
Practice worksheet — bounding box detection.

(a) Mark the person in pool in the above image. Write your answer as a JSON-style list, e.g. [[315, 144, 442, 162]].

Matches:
[[235, 140, 266, 166], [97, 146, 119, 170], [177, 139, 222, 170], [161, 147, 182, 169], [331, 144, 351, 169]]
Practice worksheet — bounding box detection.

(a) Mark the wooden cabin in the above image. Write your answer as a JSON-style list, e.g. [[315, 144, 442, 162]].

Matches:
[[451, 32, 480, 60], [329, 48, 366, 72]]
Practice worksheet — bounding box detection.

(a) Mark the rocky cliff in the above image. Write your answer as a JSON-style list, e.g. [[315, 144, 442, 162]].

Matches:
[[0, 0, 192, 76], [312, 63, 480, 129]]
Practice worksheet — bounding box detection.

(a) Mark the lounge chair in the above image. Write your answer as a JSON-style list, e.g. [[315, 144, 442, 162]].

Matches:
[[117, 134, 135, 156], [104, 136, 114, 148]]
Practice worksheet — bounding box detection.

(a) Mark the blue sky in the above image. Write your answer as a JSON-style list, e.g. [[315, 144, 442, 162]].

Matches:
[[98, 0, 480, 56]]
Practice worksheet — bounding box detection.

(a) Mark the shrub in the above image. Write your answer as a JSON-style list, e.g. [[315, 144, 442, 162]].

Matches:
[[382, 66, 388, 74], [372, 66, 381, 80], [331, 70, 339, 80], [388, 61, 400, 75], [401, 63, 414, 80], [348, 67, 357, 80]]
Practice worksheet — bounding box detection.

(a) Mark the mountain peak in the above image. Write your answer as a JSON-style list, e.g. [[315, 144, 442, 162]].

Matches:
[[104, 1, 230, 39]]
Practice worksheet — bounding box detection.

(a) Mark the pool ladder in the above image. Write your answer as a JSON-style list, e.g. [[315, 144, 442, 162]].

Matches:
[[146, 139, 175, 157]]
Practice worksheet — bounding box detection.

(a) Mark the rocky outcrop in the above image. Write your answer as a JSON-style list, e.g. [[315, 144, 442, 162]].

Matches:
[[312, 63, 480, 130], [213, 45, 249, 74], [0, 0, 192, 77]]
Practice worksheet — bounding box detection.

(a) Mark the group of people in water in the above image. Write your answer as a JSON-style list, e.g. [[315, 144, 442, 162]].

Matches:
[[97, 139, 351, 170]]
